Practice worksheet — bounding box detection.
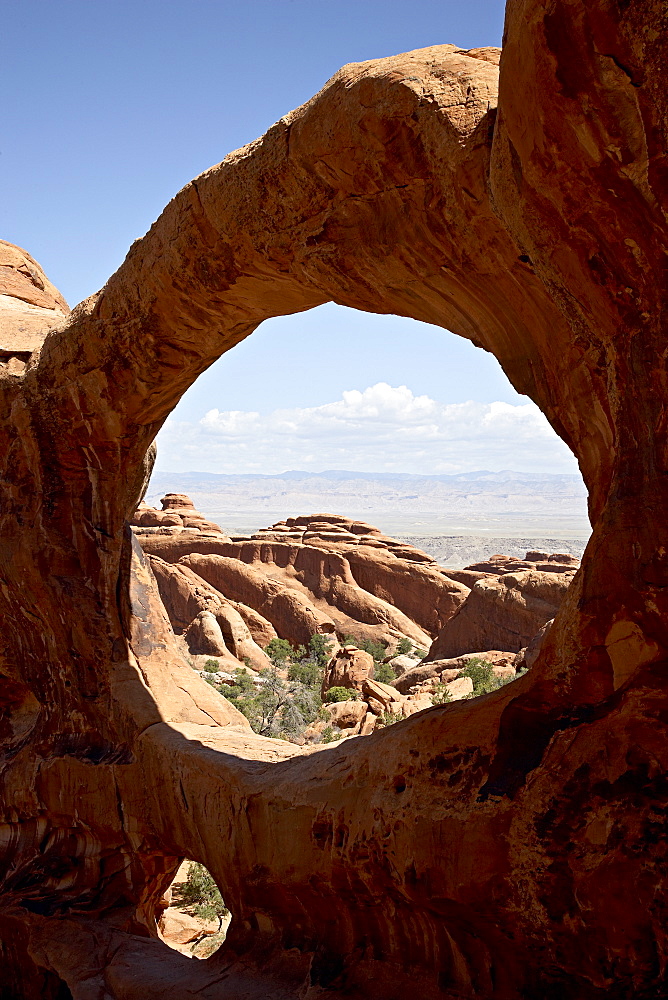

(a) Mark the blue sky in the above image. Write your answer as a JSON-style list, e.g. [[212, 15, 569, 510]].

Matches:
[[2, 1, 580, 477]]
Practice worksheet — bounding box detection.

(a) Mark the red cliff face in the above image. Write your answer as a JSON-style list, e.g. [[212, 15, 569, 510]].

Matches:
[[134, 508, 464, 650], [426, 568, 575, 659], [1, 5, 667, 997]]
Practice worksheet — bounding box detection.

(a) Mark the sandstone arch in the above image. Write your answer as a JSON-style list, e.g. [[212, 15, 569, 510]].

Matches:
[[1, 1, 667, 997]]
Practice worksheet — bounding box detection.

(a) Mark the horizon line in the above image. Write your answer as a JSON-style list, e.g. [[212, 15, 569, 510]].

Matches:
[[150, 467, 584, 480]]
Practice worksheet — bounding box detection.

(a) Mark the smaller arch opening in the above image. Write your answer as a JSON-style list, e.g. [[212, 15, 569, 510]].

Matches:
[[157, 860, 231, 960]]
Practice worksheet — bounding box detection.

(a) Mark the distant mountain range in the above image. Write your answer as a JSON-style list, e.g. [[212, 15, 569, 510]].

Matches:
[[146, 469, 590, 542], [151, 468, 583, 484]]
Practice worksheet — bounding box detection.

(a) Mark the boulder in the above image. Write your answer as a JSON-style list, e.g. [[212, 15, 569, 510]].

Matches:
[[184, 611, 228, 657], [388, 653, 421, 676], [302, 718, 327, 742], [322, 646, 374, 697], [324, 699, 367, 730], [395, 650, 516, 693], [361, 677, 403, 708], [359, 712, 378, 736], [439, 668, 462, 683], [444, 676, 474, 701], [394, 661, 442, 694], [401, 693, 434, 717], [159, 908, 218, 949], [491, 665, 516, 682], [427, 571, 574, 659]]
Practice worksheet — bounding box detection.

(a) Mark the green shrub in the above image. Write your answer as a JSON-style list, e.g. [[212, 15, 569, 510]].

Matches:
[[396, 637, 413, 656], [460, 657, 501, 697], [341, 634, 388, 663], [430, 683, 452, 705], [374, 662, 397, 684], [326, 686, 355, 703], [308, 633, 334, 667], [180, 862, 229, 922], [265, 637, 294, 666], [203, 658, 220, 672], [321, 724, 343, 743], [288, 657, 322, 688], [379, 710, 400, 726], [218, 667, 254, 700]]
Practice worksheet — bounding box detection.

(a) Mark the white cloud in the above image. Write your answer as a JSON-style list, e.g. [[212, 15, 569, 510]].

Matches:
[[155, 382, 580, 475]]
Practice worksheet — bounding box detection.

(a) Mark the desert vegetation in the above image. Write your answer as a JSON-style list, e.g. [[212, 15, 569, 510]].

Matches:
[[201, 635, 526, 744]]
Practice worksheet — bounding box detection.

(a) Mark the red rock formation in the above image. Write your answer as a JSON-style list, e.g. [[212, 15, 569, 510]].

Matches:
[[394, 650, 513, 695], [462, 550, 579, 575], [181, 548, 431, 649], [426, 568, 575, 659], [321, 645, 375, 696], [133, 494, 228, 536], [0, 241, 69, 374], [445, 550, 579, 587], [136, 509, 465, 649], [148, 554, 273, 670], [2, 7, 668, 997], [315, 658, 441, 739]]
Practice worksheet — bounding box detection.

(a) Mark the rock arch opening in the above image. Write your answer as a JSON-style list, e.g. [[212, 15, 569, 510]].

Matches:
[[150, 300, 584, 493], [133, 299, 586, 745], [157, 860, 231, 960]]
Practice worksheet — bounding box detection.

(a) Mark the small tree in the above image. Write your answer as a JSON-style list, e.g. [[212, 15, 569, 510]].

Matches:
[[308, 633, 334, 667], [203, 658, 220, 673], [219, 667, 255, 700], [396, 637, 413, 656], [460, 658, 501, 696], [326, 686, 356, 703], [374, 662, 397, 684], [181, 862, 229, 925], [265, 637, 294, 667], [288, 656, 322, 688], [220, 667, 320, 738], [431, 683, 452, 705]]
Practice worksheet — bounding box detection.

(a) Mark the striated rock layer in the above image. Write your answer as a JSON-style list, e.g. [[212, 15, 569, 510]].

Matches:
[[135, 499, 570, 670], [1, 5, 668, 998], [426, 567, 575, 659], [134, 506, 465, 651], [0, 240, 69, 374]]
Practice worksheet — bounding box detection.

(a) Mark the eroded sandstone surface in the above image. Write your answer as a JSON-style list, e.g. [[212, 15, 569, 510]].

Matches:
[[426, 565, 575, 659], [132, 494, 565, 703], [132, 496, 534, 742], [0, 240, 69, 374], [134, 501, 468, 652], [1, 4, 667, 997]]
